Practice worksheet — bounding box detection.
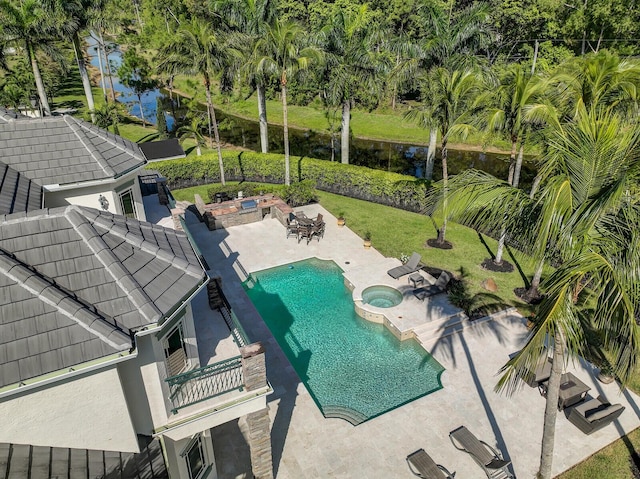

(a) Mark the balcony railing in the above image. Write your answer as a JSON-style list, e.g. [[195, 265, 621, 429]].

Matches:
[[165, 356, 244, 414]]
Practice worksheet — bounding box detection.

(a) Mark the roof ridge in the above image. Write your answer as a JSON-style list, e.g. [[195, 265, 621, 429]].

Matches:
[[71, 116, 145, 163], [91, 214, 203, 278], [63, 116, 117, 178], [0, 250, 132, 351], [65, 206, 163, 324]]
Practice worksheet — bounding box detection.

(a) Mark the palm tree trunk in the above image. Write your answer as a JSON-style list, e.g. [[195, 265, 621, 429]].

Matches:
[[494, 230, 506, 263], [507, 137, 517, 184], [525, 259, 544, 299], [257, 83, 269, 153], [205, 79, 225, 185], [426, 129, 436, 180], [99, 30, 117, 102], [72, 34, 95, 123], [137, 93, 146, 127], [282, 79, 290, 186], [513, 142, 525, 188], [438, 139, 449, 244], [530, 174, 542, 199], [341, 100, 350, 164], [27, 42, 51, 116], [196, 144, 202, 156], [538, 332, 565, 479], [94, 38, 108, 102], [495, 137, 519, 264]]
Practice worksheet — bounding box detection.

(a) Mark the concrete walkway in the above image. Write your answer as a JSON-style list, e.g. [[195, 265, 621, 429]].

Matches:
[[153, 198, 640, 478]]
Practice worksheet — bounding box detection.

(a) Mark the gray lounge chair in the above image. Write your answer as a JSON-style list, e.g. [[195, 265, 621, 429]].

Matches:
[[407, 449, 455, 479], [524, 356, 552, 387], [387, 252, 421, 279], [566, 395, 625, 435], [413, 272, 451, 301], [449, 426, 513, 479]]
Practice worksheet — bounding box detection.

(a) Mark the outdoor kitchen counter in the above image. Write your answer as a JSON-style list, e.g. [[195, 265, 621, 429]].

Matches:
[[203, 195, 293, 230]]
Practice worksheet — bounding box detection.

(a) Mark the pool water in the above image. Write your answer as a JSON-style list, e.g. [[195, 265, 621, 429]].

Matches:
[[362, 285, 403, 308], [243, 258, 444, 424]]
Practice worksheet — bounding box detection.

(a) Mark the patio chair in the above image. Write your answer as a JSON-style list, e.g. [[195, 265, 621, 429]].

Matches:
[[523, 356, 552, 387], [413, 272, 451, 301], [449, 426, 513, 479], [566, 395, 625, 435], [406, 449, 455, 479], [286, 218, 299, 239], [387, 252, 422, 279]]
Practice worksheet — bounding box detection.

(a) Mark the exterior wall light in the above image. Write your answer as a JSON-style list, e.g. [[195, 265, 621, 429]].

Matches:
[[98, 195, 109, 210]]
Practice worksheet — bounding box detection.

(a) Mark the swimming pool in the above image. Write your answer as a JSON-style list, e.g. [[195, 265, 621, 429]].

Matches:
[[243, 258, 444, 424]]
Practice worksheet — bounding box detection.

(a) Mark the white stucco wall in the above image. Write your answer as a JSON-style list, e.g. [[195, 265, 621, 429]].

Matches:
[[0, 366, 139, 452], [43, 172, 146, 221]]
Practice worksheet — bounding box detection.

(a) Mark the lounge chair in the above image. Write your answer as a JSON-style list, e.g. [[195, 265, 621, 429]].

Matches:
[[413, 272, 451, 301], [524, 356, 552, 387], [449, 426, 513, 479], [566, 395, 625, 435], [387, 252, 421, 279], [406, 449, 455, 479]]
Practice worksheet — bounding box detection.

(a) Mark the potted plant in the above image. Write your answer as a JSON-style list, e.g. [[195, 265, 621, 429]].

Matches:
[[597, 362, 616, 384], [337, 211, 345, 227], [363, 231, 372, 248]]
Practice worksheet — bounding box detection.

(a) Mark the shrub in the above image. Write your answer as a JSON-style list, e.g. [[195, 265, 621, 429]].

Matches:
[[149, 150, 431, 212], [281, 179, 318, 207]]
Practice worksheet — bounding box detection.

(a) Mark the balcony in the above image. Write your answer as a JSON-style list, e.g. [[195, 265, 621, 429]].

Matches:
[[166, 356, 244, 414]]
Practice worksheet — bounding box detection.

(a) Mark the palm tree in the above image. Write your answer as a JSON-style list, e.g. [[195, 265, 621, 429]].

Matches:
[[213, 0, 275, 154], [407, 67, 486, 247], [255, 19, 320, 185], [319, 5, 387, 164], [484, 64, 555, 268], [50, 0, 101, 122], [444, 108, 640, 479], [394, 2, 493, 179], [177, 117, 206, 156], [93, 101, 121, 135], [159, 18, 233, 185], [0, 0, 61, 116]]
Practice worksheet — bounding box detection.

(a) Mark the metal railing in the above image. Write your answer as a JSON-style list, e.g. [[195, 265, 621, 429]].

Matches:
[[165, 356, 244, 414]]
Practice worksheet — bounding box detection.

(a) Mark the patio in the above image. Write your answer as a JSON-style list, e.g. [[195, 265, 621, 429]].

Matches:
[[147, 197, 640, 478]]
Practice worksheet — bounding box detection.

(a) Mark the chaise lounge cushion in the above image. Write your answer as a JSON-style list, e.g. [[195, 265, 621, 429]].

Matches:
[[567, 396, 625, 435]]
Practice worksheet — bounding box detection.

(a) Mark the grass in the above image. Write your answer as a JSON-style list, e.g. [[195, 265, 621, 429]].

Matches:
[[171, 76, 514, 152], [557, 428, 640, 479]]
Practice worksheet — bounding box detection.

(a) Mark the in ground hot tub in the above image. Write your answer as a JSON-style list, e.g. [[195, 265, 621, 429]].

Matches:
[[362, 285, 403, 308]]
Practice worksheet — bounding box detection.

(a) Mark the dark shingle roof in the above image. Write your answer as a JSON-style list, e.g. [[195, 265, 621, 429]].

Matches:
[[0, 107, 29, 123], [0, 115, 146, 186], [139, 138, 186, 161], [0, 162, 43, 215], [0, 206, 206, 387], [0, 436, 168, 479]]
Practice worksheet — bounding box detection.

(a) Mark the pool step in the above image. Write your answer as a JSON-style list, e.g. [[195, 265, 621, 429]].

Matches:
[[412, 311, 493, 346], [322, 405, 368, 426]]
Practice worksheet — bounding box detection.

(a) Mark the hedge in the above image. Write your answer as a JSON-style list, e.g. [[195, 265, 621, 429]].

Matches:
[[148, 150, 431, 212]]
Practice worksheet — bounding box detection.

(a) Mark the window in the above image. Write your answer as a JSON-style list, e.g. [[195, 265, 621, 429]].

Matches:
[[163, 324, 187, 377], [119, 189, 137, 219], [185, 436, 205, 479]]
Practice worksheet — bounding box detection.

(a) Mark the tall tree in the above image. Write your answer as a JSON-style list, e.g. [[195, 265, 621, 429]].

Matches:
[[255, 19, 320, 185], [159, 18, 233, 185], [213, 0, 276, 154], [0, 0, 63, 115], [443, 108, 640, 479], [484, 64, 553, 268], [395, 1, 493, 179], [407, 67, 485, 246], [117, 47, 157, 127], [319, 4, 386, 164]]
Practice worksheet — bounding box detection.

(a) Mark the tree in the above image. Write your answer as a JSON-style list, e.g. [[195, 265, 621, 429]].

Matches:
[[444, 108, 640, 479], [93, 101, 122, 135], [117, 47, 157, 127], [319, 4, 386, 164], [213, 0, 276, 154], [159, 18, 233, 185], [255, 19, 320, 185], [156, 97, 168, 138], [407, 67, 486, 247], [0, 0, 62, 115], [483, 64, 554, 268], [177, 116, 206, 156], [395, 1, 493, 179]]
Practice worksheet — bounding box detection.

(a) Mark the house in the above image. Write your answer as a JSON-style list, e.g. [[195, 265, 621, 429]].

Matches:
[[0, 110, 273, 479], [0, 108, 146, 220]]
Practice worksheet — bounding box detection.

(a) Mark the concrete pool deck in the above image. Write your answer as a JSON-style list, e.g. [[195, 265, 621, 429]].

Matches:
[[152, 198, 640, 478]]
